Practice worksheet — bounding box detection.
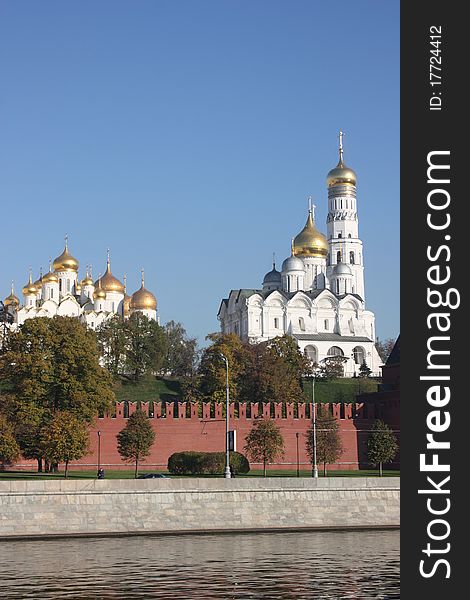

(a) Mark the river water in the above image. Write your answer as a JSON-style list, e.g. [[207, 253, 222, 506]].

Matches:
[[0, 530, 399, 599]]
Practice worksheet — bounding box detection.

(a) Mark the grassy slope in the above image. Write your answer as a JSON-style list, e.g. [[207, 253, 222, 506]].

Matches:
[[113, 376, 378, 404]]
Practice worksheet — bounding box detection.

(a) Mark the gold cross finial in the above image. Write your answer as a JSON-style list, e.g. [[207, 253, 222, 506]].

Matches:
[[64, 234, 69, 249], [141, 267, 145, 287], [338, 130, 344, 164]]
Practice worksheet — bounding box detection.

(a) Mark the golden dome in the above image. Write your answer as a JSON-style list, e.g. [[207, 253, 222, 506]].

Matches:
[[326, 161, 357, 187], [53, 238, 79, 272], [327, 130, 356, 187], [22, 273, 37, 296], [42, 269, 59, 284], [4, 284, 19, 307], [81, 274, 94, 287], [94, 257, 124, 294], [94, 279, 106, 300], [293, 210, 328, 258], [33, 273, 43, 289], [75, 282, 82, 293], [130, 271, 157, 311]]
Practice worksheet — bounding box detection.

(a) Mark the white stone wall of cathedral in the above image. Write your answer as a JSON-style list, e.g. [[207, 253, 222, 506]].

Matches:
[[81, 285, 94, 303], [56, 271, 78, 300]]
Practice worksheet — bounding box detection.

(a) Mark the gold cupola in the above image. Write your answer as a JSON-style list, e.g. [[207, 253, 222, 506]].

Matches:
[[130, 269, 157, 311], [326, 130, 357, 187], [4, 282, 20, 307], [33, 269, 43, 290], [43, 260, 59, 284], [53, 236, 79, 272], [81, 264, 94, 287], [94, 277, 106, 300], [292, 203, 328, 258], [22, 271, 37, 296], [95, 252, 125, 294]]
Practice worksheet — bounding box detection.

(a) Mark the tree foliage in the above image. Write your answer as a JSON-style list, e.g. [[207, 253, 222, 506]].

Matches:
[[319, 357, 344, 380], [197, 333, 309, 404], [306, 411, 343, 475], [244, 418, 285, 476], [0, 415, 20, 468], [162, 321, 199, 378], [97, 313, 167, 381], [375, 338, 396, 363], [41, 411, 90, 478], [117, 408, 156, 477], [0, 316, 114, 471], [367, 419, 398, 476], [359, 362, 372, 378]]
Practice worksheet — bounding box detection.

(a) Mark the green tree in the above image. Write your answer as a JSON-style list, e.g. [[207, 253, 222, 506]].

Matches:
[[244, 418, 285, 477], [117, 408, 156, 477], [162, 320, 199, 378], [306, 411, 343, 476], [97, 316, 127, 377], [0, 316, 114, 470], [367, 419, 398, 476], [123, 313, 167, 381], [41, 412, 90, 478], [359, 362, 372, 378], [0, 415, 20, 468]]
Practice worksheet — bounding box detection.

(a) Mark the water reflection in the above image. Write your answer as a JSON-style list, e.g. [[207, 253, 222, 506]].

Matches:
[[0, 530, 399, 599]]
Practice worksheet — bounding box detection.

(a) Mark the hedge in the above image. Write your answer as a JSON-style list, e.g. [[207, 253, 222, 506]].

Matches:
[[167, 451, 250, 475]]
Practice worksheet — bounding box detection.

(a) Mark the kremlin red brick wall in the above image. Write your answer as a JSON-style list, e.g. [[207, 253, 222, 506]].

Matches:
[[14, 399, 397, 472]]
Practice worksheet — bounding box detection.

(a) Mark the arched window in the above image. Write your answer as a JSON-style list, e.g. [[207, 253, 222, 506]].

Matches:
[[338, 232, 342, 238], [304, 345, 318, 364], [324, 319, 329, 331], [298, 317, 305, 331], [350, 251, 355, 264], [123, 401, 129, 418], [274, 317, 279, 329], [353, 346, 365, 365], [348, 233, 352, 238], [327, 346, 344, 357], [336, 251, 341, 263]]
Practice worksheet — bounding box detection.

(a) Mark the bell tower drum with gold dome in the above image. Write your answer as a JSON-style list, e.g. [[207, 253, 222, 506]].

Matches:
[[326, 131, 365, 301], [53, 236, 79, 299]]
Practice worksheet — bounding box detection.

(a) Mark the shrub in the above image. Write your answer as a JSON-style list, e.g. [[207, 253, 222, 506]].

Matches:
[[167, 451, 250, 475]]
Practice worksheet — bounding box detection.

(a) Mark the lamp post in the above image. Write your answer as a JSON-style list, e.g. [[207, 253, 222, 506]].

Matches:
[[295, 432, 300, 477], [311, 371, 318, 478], [220, 353, 232, 478], [97, 430, 101, 476]]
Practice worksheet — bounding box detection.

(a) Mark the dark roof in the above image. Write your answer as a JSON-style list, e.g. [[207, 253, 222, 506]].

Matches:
[[385, 335, 400, 366], [293, 333, 372, 343]]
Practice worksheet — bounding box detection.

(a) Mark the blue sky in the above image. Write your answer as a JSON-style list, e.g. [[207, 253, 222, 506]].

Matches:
[[0, 1, 399, 345]]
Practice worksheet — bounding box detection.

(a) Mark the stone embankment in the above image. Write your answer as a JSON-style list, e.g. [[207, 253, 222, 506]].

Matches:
[[0, 477, 399, 539]]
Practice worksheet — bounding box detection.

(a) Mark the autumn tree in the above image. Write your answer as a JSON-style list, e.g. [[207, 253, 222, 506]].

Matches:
[[0, 316, 114, 470], [244, 418, 285, 477], [375, 338, 396, 363], [367, 419, 398, 476], [122, 313, 167, 381], [0, 415, 20, 468], [41, 412, 90, 478], [306, 411, 343, 476], [117, 409, 156, 477], [197, 333, 253, 403], [319, 357, 344, 380], [256, 335, 311, 403]]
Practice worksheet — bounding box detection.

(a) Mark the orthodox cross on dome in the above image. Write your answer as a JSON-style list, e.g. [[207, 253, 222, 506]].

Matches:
[[141, 268, 145, 287], [307, 196, 316, 220], [272, 252, 276, 269], [107, 248, 111, 266], [64, 234, 69, 250], [123, 273, 127, 293], [338, 130, 345, 163]]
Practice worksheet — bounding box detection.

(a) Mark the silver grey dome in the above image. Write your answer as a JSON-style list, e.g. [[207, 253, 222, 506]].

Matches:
[[263, 266, 282, 285], [334, 262, 353, 276], [282, 255, 304, 272]]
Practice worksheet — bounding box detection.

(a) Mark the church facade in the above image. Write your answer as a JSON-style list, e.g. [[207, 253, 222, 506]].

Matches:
[[218, 133, 382, 377], [3, 241, 158, 331]]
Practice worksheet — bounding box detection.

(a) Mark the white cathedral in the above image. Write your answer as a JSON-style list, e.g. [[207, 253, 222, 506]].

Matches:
[[3, 241, 158, 331], [218, 133, 382, 376]]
